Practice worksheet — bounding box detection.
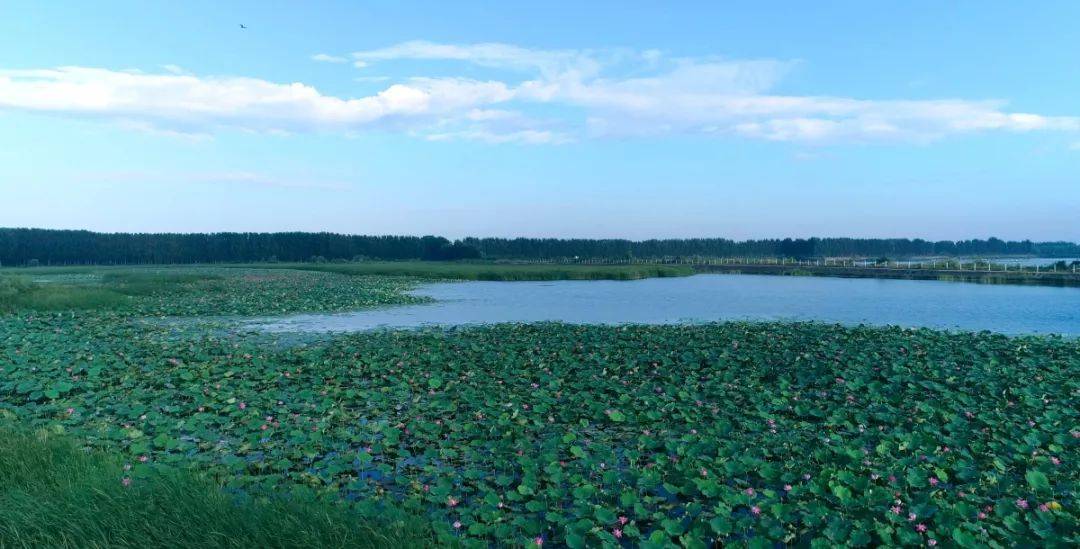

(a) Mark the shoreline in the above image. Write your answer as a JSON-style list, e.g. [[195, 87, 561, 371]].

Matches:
[[693, 262, 1080, 287]]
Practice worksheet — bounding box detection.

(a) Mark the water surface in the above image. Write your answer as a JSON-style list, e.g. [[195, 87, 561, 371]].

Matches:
[[254, 274, 1080, 336]]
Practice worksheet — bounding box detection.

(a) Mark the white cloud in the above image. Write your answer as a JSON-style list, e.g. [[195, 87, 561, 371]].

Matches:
[[2, 42, 1079, 145], [0, 67, 513, 135], [1070, 141, 1080, 150], [311, 53, 347, 64]]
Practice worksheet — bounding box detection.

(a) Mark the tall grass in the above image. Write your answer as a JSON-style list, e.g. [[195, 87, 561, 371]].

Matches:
[[0, 428, 437, 548], [286, 261, 694, 281], [0, 263, 692, 313], [0, 271, 228, 313], [0, 276, 127, 313], [102, 271, 224, 295]]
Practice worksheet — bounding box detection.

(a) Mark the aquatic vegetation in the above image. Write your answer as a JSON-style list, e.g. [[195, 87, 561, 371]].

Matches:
[[1, 293, 1077, 546], [0, 268, 424, 315]]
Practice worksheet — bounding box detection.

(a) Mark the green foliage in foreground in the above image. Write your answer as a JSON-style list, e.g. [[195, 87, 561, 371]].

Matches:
[[0, 427, 436, 548], [1, 314, 1077, 547]]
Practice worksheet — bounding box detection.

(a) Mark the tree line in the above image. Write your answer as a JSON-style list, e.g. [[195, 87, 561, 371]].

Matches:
[[1, 228, 1076, 266]]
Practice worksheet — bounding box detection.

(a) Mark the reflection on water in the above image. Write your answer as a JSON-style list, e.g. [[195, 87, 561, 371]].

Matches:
[[251, 274, 1080, 336]]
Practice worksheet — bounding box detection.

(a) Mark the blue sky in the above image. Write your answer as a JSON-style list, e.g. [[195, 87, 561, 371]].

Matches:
[[1, 1, 1078, 240]]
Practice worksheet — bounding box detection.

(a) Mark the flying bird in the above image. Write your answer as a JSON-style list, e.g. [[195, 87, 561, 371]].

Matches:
[[239, 24, 247, 29]]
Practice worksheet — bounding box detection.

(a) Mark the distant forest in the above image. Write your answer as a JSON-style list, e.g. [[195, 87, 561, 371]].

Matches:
[[1, 228, 1078, 266]]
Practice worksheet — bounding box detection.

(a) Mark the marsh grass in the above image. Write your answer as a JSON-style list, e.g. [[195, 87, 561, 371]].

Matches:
[[0, 263, 691, 313], [102, 271, 225, 295], [0, 427, 437, 548], [0, 271, 228, 313], [0, 276, 127, 312], [284, 261, 694, 281]]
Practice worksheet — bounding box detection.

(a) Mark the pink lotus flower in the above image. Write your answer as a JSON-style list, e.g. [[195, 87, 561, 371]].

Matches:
[[618, 516, 628, 525], [238, 402, 246, 410], [745, 487, 755, 496], [908, 513, 917, 521], [139, 455, 148, 462], [977, 512, 987, 519], [1016, 498, 1028, 510], [612, 528, 622, 538], [1038, 503, 1049, 512], [751, 505, 761, 515], [448, 496, 459, 507], [929, 477, 939, 486], [915, 524, 927, 533], [783, 484, 793, 491], [1050, 456, 1061, 465], [534, 536, 544, 546], [891, 506, 902, 515], [65, 407, 75, 415], [453, 521, 461, 529], [928, 539, 937, 546], [121, 477, 131, 487]]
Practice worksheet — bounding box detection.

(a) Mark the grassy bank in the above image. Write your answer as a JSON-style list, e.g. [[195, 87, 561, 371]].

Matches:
[[0, 427, 435, 548]]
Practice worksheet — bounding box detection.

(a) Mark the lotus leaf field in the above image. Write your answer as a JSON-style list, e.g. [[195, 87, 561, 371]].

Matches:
[[0, 268, 1077, 547]]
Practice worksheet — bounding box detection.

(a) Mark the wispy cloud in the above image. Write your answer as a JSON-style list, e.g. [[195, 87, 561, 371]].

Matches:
[[425, 129, 570, 145], [310, 53, 348, 64], [3, 42, 1079, 145]]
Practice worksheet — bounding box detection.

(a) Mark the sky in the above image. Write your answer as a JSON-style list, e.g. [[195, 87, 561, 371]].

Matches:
[[1, 1, 1078, 241]]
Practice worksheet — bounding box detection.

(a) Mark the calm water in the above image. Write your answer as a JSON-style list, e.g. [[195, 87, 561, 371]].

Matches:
[[253, 274, 1080, 336]]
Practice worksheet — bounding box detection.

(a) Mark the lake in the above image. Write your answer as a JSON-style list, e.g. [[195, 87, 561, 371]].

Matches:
[[253, 274, 1080, 336]]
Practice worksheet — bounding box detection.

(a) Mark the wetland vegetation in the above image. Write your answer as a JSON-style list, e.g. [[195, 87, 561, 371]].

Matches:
[[1, 266, 1077, 546]]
